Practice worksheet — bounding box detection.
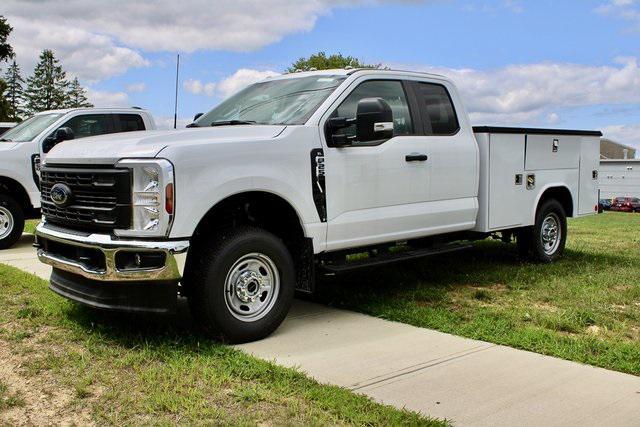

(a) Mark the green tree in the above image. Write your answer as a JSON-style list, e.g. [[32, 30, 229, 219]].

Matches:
[[24, 49, 70, 113], [0, 79, 12, 121], [4, 60, 25, 120], [0, 16, 15, 121], [0, 16, 14, 63], [65, 77, 93, 108], [287, 52, 377, 73]]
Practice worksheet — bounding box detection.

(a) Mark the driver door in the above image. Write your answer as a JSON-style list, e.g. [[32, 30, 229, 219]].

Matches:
[[321, 78, 432, 251], [40, 113, 113, 158]]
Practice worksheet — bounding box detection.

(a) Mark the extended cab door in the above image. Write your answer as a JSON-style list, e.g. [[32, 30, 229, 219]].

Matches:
[[320, 76, 478, 251], [40, 113, 114, 158], [405, 80, 478, 233], [40, 112, 148, 158]]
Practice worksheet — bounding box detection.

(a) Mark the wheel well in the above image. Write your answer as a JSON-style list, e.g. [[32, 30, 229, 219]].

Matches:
[[538, 187, 573, 218], [183, 192, 311, 292], [0, 176, 33, 213], [190, 192, 305, 245]]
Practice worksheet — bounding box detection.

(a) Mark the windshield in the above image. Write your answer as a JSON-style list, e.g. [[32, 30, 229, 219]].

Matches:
[[193, 75, 347, 126], [0, 113, 63, 142]]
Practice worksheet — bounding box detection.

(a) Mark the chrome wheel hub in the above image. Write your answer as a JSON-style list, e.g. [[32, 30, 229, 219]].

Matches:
[[541, 213, 561, 255], [224, 253, 279, 322], [235, 270, 263, 303], [0, 207, 14, 240]]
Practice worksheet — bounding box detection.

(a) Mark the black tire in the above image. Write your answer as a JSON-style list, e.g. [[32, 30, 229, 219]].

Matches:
[[188, 226, 295, 343], [531, 199, 567, 263], [0, 194, 25, 250], [516, 227, 533, 258]]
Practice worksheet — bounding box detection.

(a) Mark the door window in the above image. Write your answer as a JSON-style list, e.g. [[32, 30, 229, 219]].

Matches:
[[333, 80, 413, 143], [58, 114, 111, 139], [116, 114, 146, 132], [413, 83, 459, 135]]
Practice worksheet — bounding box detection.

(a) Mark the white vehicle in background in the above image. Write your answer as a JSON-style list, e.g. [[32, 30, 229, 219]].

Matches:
[[35, 69, 601, 343], [0, 108, 155, 249], [0, 122, 17, 135]]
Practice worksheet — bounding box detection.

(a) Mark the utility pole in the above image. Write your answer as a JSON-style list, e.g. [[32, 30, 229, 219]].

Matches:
[[173, 54, 180, 129]]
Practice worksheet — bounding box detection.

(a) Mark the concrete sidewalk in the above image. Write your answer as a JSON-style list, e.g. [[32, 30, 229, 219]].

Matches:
[[2, 234, 640, 426]]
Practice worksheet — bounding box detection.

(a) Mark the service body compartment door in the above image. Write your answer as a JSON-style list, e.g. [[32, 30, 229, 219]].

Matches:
[[525, 135, 580, 170], [578, 136, 600, 215], [488, 134, 526, 229]]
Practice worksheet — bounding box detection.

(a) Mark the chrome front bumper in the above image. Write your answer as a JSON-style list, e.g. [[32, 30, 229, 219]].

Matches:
[[35, 223, 189, 282]]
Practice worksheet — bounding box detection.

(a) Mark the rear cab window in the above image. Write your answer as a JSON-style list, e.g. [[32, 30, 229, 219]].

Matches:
[[408, 81, 460, 136], [115, 114, 146, 132]]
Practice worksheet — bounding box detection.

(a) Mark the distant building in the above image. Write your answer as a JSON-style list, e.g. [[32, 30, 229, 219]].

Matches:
[[600, 138, 636, 160], [599, 159, 640, 199]]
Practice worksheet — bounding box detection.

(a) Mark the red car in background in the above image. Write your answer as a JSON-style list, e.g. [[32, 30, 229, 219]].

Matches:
[[611, 197, 640, 212]]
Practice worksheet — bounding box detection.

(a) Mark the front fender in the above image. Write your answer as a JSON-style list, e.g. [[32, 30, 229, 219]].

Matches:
[[0, 142, 40, 207]]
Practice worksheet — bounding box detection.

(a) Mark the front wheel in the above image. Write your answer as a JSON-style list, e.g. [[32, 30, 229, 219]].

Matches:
[[0, 194, 25, 250], [188, 226, 295, 343]]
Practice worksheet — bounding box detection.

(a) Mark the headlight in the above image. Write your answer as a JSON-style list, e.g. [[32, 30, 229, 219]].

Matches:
[[115, 159, 175, 237]]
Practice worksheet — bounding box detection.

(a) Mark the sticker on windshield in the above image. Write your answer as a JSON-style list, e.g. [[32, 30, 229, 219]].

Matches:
[[317, 78, 335, 82]]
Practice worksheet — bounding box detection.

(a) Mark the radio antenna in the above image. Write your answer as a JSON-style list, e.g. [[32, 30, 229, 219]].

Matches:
[[173, 54, 180, 129]]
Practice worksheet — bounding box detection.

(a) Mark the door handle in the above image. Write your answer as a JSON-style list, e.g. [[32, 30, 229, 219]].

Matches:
[[405, 153, 428, 162]]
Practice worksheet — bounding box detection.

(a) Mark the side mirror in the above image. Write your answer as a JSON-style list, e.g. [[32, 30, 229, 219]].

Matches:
[[325, 117, 356, 147], [355, 97, 393, 143], [186, 113, 205, 128], [42, 127, 75, 153]]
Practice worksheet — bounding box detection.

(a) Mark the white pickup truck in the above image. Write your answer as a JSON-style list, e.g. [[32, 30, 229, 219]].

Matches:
[[0, 108, 155, 249], [35, 69, 601, 343]]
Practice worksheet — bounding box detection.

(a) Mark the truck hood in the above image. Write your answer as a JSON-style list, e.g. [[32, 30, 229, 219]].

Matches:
[[0, 141, 19, 151], [44, 125, 287, 165]]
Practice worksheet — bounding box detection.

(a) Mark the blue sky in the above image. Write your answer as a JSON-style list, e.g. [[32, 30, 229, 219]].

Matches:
[[4, 0, 640, 151]]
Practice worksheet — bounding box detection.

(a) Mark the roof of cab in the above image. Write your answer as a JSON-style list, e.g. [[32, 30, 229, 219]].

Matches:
[[34, 107, 149, 115], [268, 68, 449, 81]]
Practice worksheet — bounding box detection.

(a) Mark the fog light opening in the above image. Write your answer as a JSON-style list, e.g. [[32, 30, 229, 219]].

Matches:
[[115, 251, 166, 271]]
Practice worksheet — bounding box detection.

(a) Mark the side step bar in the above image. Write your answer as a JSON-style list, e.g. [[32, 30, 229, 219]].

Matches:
[[320, 242, 473, 274]]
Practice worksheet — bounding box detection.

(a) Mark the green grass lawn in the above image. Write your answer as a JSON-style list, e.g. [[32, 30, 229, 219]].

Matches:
[[0, 265, 441, 425], [315, 212, 640, 376], [23, 219, 38, 235]]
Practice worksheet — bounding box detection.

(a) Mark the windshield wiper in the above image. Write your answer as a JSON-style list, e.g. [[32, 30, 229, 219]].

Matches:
[[210, 120, 257, 127], [0, 138, 12, 142]]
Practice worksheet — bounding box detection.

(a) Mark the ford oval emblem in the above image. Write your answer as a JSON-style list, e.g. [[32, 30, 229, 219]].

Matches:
[[50, 183, 73, 208]]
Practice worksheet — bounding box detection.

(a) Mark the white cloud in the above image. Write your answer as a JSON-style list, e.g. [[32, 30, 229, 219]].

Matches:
[[4, 1, 423, 83], [398, 57, 640, 125], [215, 69, 281, 98], [3, 1, 423, 54], [7, 16, 148, 83], [546, 112, 560, 125], [596, 0, 640, 27], [126, 82, 146, 93], [183, 79, 216, 97], [86, 89, 130, 107], [183, 69, 280, 98]]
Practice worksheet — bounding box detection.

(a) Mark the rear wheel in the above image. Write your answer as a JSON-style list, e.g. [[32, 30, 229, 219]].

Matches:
[[188, 226, 295, 343], [532, 199, 567, 262], [517, 199, 567, 263], [0, 194, 25, 250]]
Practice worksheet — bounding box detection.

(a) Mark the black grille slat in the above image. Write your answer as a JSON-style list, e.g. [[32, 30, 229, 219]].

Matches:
[[40, 167, 132, 232]]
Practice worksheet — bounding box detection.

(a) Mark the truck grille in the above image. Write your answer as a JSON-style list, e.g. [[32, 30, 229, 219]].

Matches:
[[41, 166, 132, 232]]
